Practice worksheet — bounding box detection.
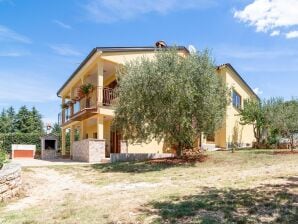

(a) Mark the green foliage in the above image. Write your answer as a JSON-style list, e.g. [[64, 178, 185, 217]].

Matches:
[[0, 107, 16, 133], [0, 106, 44, 134], [240, 98, 298, 149], [239, 99, 265, 144], [51, 123, 61, 136], [268, 98, 298, 150], [80, 83, 94, 95], [0, 150, 7, 169], [113, 49, 228, 155], [0, 133, 42, 152], [1, 133, 41, 151], [0, 106, 44, 152]]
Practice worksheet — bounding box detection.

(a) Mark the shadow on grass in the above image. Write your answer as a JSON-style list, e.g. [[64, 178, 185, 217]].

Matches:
[[91, 161, 196, 173], [142, 177, 298, 223]]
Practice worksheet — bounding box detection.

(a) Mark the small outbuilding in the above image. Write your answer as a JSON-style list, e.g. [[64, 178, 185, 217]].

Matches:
[[11, 144, 36, 159], [41, 134, 58, 160]]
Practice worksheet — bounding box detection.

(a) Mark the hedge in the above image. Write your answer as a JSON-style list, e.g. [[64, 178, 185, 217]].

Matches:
[[0, 133, 42, 152]]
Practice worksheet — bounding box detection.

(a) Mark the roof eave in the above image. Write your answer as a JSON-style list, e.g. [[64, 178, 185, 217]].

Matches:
[[218, 63, 260, 101], [56, 46, 189, 97]]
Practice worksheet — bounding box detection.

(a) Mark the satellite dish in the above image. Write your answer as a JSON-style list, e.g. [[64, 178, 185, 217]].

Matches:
[[188, 45, 197, 54]]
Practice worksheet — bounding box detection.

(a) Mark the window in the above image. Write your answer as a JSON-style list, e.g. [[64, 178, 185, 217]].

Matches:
[[232, 90, 242, 109]]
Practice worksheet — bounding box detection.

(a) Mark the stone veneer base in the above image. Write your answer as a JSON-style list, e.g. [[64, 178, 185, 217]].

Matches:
[[72, 139, 105, 163], [0, 163, 22, 202]]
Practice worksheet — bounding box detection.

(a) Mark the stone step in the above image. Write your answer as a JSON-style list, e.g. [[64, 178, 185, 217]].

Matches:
[[100, 158, 111, 163]]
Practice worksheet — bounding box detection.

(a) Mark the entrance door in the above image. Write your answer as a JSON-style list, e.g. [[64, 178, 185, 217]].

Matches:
[[110, 131, 121, 153]]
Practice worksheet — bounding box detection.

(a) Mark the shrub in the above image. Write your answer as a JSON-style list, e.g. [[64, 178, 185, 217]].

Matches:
[[0, 150, 7, 169], [0, 133, 41, 152]]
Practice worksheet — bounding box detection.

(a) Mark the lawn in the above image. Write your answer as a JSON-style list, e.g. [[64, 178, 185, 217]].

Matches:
[[0, 150, 297, 223]]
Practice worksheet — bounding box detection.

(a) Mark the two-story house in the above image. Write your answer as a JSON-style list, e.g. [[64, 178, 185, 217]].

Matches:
[[57, 44, 258, 162]]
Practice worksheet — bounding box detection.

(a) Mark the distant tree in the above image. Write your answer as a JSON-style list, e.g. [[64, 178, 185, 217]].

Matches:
[[271, 99, 298, 151], [15, 106, 32, 133], [6, 106, 16, 133], [51, 123, 61, 136], [0, 109, 9, 133], [239, 99, 265, 146], [1, 106, 44, 134], [29, 107, 43, 133], [113, 49, 229, 156]]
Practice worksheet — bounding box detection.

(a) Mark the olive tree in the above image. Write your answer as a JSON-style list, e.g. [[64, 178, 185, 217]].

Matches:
[[239, 99, 265, 145], [270, 99, 298, 151], [113, 49, 229, 156]]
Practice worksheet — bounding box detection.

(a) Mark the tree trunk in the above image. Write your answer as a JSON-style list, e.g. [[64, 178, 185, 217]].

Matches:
[[290, 135, 294, 152], [253, 125, 260, 148], [176, 142, 183, 157]]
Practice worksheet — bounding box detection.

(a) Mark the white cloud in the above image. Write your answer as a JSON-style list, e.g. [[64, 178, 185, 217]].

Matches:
[[234, 0, 298, 38], [253, 87, 263, 95], [53, 20, 72, 29], [0, 50, 30, 57], [0, 24, 31, 43], [286, 30, 298, 39], [270, 30, 280, 36], [50, 44, 81, 56], [82, 0, 217, 23]]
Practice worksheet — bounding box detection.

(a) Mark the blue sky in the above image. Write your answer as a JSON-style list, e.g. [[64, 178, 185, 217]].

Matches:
[[0, 0, 298, 124]]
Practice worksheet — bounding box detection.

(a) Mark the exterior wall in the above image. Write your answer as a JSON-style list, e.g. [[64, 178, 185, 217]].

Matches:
[[215, 126, 227, 148], [85, 123, 97, 139], [110, 153, 175, 163], [127, 139, 165, 154], [224, 68, 256, 148], [101, 51, 186, 65], [0, 163, 21, 202], [41, 150, 56, 160], [72, 139, 105, 163]]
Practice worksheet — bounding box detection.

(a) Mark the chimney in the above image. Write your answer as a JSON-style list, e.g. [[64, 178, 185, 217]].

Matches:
[[155, 40, 167, 48]]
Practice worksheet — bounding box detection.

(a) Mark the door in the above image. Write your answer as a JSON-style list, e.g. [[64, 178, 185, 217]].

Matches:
[[110, 131, 121, 153]]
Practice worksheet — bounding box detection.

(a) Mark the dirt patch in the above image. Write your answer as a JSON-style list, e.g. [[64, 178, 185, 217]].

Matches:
[[4, 168, 99, 212], [147, 154, 208, 165]]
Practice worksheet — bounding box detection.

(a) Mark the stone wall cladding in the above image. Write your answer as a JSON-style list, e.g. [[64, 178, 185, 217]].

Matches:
[[0, 163, 21, 202], [88, 140, 105, 163], [110, 153, 175, 163], [72, 139, 89, 162], [72, 139, 105, 163], [41, 150, 56, 160]]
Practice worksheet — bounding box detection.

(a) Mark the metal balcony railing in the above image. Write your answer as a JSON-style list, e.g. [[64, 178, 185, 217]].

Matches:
[[58, 86, 118, 125]]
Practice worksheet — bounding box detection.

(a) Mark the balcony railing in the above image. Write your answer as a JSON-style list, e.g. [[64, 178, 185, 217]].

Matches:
[[58, 87, 118, 125], [102, 87, 118, 106]]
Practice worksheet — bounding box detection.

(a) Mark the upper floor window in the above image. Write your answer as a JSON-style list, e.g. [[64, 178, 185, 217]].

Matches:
[[232, 90, 242, 109]]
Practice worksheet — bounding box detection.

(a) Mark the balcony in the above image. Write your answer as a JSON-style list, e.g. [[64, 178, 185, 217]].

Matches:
[[58, 87, 117, 126]]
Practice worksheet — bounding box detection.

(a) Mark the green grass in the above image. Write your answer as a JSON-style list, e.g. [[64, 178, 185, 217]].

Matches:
[[0, 149, 297, 223]]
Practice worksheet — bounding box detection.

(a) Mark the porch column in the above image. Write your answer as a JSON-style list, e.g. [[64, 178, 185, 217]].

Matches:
[[97, 60, 104, 106], [80, 121, 84, 140], [69, 88, 74, 116], [70, 125, 75, 158], [61, 128, 66, 156], [62, 97, 65, 124], [97, 115, 104, 139]]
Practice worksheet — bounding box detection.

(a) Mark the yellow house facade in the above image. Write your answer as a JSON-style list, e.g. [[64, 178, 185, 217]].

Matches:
[[57, 45, 258, 162]]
